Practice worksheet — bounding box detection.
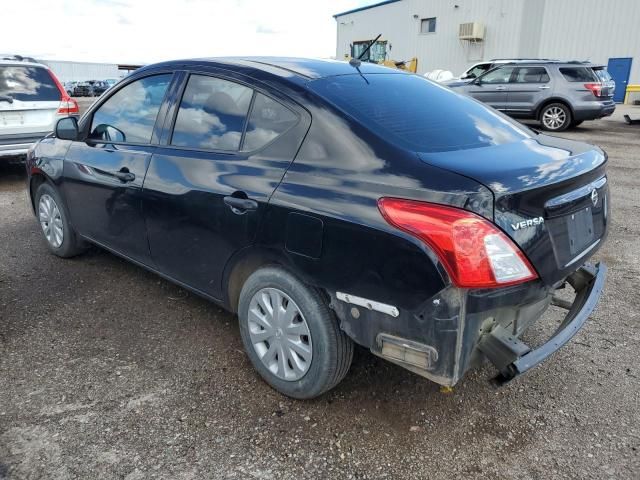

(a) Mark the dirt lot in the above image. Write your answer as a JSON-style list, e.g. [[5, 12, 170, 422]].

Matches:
[[1, 106, 639, 479]]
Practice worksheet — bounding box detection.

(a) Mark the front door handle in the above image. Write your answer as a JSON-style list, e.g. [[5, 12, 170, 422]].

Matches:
[[224, 195, 258, 214], [113, 170, 135, 182], [495, 86, 506, 91], [538, 85, 550, 89]]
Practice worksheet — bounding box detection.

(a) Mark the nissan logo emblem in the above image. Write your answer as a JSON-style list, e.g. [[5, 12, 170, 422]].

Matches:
[[591, 188, 598, 207]]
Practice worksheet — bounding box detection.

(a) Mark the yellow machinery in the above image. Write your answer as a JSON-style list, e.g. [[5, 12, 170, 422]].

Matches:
[[346, 34, 418, 73]]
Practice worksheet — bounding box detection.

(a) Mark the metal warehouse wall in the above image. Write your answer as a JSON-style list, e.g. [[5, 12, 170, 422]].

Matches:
[[336, 0, 532, 76], [335, 0, 640, 82], [537, 0, 640, 84], [42, 60, 120, 83]]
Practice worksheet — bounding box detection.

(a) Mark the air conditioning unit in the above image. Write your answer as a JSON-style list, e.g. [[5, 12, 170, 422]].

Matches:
[[459, 22, 485, 41]]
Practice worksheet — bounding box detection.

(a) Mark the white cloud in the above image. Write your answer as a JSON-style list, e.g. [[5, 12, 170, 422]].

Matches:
[[3, 0, 374, 64]]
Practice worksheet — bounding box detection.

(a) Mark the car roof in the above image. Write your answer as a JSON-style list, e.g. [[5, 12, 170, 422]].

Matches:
[[138, 56, 401, 83], [0, 59, 48, 68]]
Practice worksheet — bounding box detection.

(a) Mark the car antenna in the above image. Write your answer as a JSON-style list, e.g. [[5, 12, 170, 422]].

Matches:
[[349, 33, 381, 82]]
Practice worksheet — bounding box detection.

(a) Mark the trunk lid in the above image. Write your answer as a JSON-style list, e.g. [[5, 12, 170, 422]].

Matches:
[[418, 135, 609, 286]]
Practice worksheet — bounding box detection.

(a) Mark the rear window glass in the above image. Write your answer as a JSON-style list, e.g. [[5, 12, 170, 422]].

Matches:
[[0, 66, 60, 101], [593, 68, 612, 82], [560, 67, 597, 82], [310, 73, 530, 153]]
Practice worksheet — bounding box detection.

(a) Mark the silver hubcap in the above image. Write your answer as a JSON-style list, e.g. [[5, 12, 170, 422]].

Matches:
[[248, 288, 312, 381], [542, 106, 566, 130], [38, 194, 64, 248]]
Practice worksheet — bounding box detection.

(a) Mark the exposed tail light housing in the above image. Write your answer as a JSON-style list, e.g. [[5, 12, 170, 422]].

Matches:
[[47, 68, 79, 115], [584, 82, 603, 97], [378, 198, 538, 288]]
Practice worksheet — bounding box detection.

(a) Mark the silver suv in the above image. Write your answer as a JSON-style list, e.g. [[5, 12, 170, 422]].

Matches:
[[449, 61, 616, 131], [1, 56, 79, 158]]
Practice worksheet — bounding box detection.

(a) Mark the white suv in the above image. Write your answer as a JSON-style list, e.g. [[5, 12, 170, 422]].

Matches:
[[1, 56, 79, 158]]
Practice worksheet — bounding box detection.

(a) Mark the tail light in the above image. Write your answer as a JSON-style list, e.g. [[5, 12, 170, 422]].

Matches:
[[47, 69, 80, 115], [378, 198, 538, 288], [584, 83, 603, 97]]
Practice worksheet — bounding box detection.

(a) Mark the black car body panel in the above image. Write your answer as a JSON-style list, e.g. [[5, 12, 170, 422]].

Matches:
[[26, 58, 608, 389]]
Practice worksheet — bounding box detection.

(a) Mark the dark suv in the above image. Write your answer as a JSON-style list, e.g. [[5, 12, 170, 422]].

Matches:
[[26, 58, 607, 399], [450, 61, 616, 131]]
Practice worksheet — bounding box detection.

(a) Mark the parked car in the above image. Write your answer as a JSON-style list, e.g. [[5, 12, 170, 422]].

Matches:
[[73, 82, 93, 97], [104, 78, 118, 88], [26, 58, 608, 399], [1, 57, 79, 158], [64, 81, 78, 97], [441, 58, 561, 84], [449, 61, 616, 131], [90, 80, 109, 96]]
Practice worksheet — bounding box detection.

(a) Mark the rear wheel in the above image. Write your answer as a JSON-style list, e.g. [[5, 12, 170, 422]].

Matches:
[[35, 183, 86, 258], [539, 103, 572, 131], [238, 267, 353, 399]]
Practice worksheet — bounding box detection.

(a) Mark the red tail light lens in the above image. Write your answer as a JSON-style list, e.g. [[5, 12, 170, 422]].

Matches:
[[584, 82, 603, 97], [378, 198, 538, 288], [46, 68, 79, 115]]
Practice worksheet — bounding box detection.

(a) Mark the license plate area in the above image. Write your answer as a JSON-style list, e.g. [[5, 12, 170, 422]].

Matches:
[[567, 207, 594, 255], [0, 111, 25, 126]]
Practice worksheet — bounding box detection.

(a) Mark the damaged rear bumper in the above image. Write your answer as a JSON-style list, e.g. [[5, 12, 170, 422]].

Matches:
[[332, 262, 606, 387], [479, 262, 606, 385]]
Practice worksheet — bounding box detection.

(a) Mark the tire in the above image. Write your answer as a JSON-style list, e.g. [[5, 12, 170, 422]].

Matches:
[[238, 267, 353, 399], [539, 102, 572, 131], [35, 182, 86, 258]]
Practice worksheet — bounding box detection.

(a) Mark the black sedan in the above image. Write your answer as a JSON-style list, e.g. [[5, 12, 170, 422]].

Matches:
[[26, 57, 608, 399]]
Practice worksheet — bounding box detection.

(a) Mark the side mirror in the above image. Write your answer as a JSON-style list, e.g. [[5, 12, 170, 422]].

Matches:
[[55, 116, 79, 141]]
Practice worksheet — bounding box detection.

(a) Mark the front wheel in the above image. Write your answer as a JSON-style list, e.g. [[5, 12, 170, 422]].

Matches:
[[539, 103, 572, 131], [35, 182, 86, 258], [238, 267, 353, 399]]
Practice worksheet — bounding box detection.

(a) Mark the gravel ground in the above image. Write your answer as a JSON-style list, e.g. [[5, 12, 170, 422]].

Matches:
[[1, 106, 639, 479]]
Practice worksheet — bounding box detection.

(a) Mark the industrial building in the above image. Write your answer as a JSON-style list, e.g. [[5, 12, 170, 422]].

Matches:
[[40, 60, 141, 83], [335, 0, 640, 102]]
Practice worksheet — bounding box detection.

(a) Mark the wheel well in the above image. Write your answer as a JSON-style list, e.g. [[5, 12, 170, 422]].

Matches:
[[29, 174, 47, 212], [536, 98, 574, 120], [224, 248, 329, 314]]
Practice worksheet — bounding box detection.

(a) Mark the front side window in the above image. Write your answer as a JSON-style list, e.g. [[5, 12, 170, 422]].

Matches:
[[171, 75, 253, 151], [243, 93, 298, 151], [90, 74, 171, 143], [513, 67, 550, 83], [479, 66, 515, 84], [421, 17, 437, 33], [0, 66, 60, 102], [465, 63, 491, 79]]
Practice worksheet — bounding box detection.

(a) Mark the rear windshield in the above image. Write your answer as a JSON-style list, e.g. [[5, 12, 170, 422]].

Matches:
[[0, 65, 60, 101], [559, 67, 597, 82], [593, 68, 612, 82], [310, 73, 530, 152]]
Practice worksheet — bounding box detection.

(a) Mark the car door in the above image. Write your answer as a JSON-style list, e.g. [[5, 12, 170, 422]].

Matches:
[[62, 72, 174, 264], [462, 66, 515, 111], [504, 66, 552, 117], [142, 70, 310, 299]]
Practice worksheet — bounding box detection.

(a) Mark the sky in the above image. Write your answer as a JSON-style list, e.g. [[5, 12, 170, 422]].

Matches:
[[2, 0, 375, 64]]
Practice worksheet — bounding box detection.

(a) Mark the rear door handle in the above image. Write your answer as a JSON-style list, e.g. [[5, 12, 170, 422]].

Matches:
[[495, 86, 506, 91], [224, 195, 258, 214], [538, 85, 550, 89]]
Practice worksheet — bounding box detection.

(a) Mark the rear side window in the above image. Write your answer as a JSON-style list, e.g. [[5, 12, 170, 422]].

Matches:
[[0, 66, 60, 101], [172, 75, 253, 151], [513, 67, 550, 83], [90, 74, 171, 144], [560, 67, 597, 82], [243, 93, 298, 151], [311, 73, 530, 153]]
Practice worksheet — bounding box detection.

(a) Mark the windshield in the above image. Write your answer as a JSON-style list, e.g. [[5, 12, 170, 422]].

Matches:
[[0, 65, 60, 101], [310, 73, 530, 153]]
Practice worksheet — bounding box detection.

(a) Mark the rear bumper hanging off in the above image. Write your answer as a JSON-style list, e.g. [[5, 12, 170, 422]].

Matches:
[[479, 262, 606, 385]]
